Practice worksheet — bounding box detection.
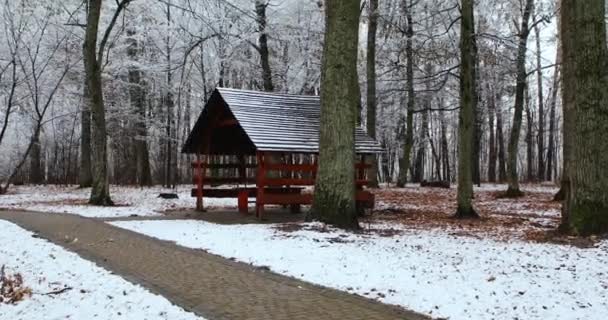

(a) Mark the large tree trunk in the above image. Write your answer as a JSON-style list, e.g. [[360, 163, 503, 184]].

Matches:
[[560, 0, 608, 235], [366, 0, 379, 188], [397, 0, 415, 187], [309, 0, 360, 230], [127, 28, 152, 186], [506, 0, 533, 197], [455, 0, 479, 218]]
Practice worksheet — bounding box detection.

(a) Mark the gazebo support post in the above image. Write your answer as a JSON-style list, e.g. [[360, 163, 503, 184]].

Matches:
[[256, 151, 266, 219], [195, 153, 204, 211]]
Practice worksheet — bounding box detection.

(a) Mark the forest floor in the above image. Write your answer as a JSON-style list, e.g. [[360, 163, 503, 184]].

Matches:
[[1, 183, 607, 320]]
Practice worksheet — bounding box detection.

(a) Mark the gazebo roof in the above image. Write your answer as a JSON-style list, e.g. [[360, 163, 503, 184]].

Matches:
[[182, 87, 383, 154]]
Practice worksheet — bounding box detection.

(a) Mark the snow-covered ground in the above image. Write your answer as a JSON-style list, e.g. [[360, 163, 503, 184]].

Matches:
[[0, 220, 202, 320], [112, 219, 608, 320], [0, 185, 237, 218]]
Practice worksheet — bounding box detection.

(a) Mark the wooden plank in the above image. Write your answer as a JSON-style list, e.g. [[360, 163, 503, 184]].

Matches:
[[263, 178, 315, 186], [190, 187, 304, 198], [265, 163, 316, 172], [261, 191, 372, 206], [261, 193, 313, 205], [192, 177, 256, 185], [263, 178, 369, 186], [191, 162, 257, 169]]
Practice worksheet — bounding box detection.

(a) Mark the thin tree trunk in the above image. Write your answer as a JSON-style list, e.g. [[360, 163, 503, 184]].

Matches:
[[560, 0, 608, 235], [534, 5, 545, 181], [366, 0, 379, 188], [255, 0, 274, 91], [440, 107, 450, 182], [496, 92, 507, 182], [546, 60, 560, 182], [455, 0, 479, 218], [488, 85, 497, 182], [309, 0, 360, 230], [525, 84, 535, 182], [29, 129, 43, 184], [506, 0, 533, 197], [397, 0, 415, 187]]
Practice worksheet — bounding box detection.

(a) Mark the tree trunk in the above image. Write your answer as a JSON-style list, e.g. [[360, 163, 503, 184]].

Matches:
[[440, 105, 451, 182], [254, 0, 282, 178], [255, 0, 274, 92], [309, 0, 360, 230], [525, 84, 535, 182], [472, 37, 482, 187], [496, 92, 507, 182], [397, 0, 415, 187], [79, 93, 92, 188], [127, 28, 152, 186], [85, 0, 112, 205], [455, 0, 479, 218], [546, 61, 560, 182], [488, 85, 497, 182], [29, 129, 43, 184], [506, 0, 533, 197], [534, 8, 545, 181], [366, 0, 379, 188], [560, 0, 608, 235]]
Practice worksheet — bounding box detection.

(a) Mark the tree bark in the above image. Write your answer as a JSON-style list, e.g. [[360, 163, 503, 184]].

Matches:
[[488, 85, 497, 182], [506, 0, 533, 197], [496, 92, 507, 182], [29, 129, 43, 184], [455, 0, 479, 218], [366, 0, 379, 188], [255, 0, 274, 92], [546, 60, 560, 182], [127, 28, 152, 186], [560, 0, 608, 235], [79, 100, 92, 188], [84, 0, 130, 205], [309, 0, 360, 230], [397, 0, 415, 187], [534, 6, 545, 181], [525, 84, 535, 182], [440, 103, 451, 182]]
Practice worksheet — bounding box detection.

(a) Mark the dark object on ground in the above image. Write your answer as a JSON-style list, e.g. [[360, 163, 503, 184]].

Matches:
[[158, 193, 179, 199], [420, 180, 450, 189]]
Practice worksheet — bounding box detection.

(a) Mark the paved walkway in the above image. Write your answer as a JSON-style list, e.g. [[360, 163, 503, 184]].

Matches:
[[0, 210, 428, 320]]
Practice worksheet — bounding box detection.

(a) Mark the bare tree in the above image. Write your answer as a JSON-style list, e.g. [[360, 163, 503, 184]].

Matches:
[[505, 0, 533, 197], [84, 0, 132, 205], [455, 0, 479, 219]]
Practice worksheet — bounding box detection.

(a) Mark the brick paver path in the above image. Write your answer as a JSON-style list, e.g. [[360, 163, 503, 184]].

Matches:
[[0, 210, 428, 320]]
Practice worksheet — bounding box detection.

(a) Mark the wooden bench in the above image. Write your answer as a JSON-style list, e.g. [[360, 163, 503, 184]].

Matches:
[[191, 187, 305, 213]]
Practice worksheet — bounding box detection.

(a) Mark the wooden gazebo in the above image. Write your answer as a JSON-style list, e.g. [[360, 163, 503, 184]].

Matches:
[[182, 87, 383, 218]]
